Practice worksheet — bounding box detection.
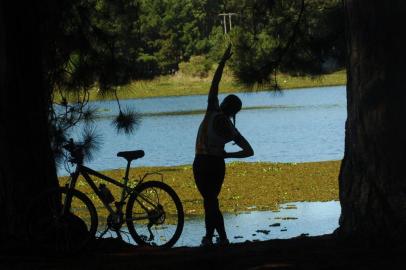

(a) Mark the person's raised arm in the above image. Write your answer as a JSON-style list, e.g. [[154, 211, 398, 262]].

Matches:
[[208, 45, 232, 103]]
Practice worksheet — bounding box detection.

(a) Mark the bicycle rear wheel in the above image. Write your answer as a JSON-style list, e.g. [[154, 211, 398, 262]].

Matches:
[[126, 181, 184, 248], [26, 187, 98, 253]]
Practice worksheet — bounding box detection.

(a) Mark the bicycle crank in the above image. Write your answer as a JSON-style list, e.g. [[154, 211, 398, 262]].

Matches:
[[107, 213, 124, 231], [146, 205, 166, 241]]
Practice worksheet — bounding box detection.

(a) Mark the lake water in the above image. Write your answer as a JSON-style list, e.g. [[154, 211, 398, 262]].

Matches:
[[178, 200, 340, 247], [60, 86, 346, 175], [101, 201, 340, 247]]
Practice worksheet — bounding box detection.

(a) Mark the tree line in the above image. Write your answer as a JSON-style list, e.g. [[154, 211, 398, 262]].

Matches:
[[55, 0, 344, 87], [136, 0, 345, 81]]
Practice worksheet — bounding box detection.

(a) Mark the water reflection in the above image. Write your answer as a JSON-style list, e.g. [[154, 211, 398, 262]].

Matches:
[[178, 201, 340, 246], [101, 201, 340, 247]]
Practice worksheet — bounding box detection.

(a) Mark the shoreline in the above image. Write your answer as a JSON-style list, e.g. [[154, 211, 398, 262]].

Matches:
[[56, 70, 346, 102], [109, 83, 346, 102], [59, 160, 341, 216]]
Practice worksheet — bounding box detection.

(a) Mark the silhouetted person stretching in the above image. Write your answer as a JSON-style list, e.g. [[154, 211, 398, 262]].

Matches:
[[193, 45, 254, 246]]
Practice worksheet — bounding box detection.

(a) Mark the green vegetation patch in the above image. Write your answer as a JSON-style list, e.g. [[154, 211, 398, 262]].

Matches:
[[103, 70, 346, 100], [57, 70, 346, 102], [59, 160, 340, 218]]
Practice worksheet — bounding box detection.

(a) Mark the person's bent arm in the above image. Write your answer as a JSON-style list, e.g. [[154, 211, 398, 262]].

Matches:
[[224, 133, 254, 159], [208, 45, 232, 101]]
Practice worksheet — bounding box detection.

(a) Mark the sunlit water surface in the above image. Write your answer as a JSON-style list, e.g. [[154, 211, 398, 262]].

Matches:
[[100, 201, 340, 247], [59, 86, 346, 175]]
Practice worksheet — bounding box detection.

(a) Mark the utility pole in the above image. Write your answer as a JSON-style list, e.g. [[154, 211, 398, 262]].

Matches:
[[219, 13, 237, 34]]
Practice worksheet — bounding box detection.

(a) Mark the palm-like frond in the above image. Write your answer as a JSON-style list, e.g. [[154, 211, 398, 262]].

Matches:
[[112, 108, 141, 135], [80, 127, 103, 162]]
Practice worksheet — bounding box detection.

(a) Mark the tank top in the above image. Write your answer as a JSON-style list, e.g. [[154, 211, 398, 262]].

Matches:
[[195, 109, 238, 156]]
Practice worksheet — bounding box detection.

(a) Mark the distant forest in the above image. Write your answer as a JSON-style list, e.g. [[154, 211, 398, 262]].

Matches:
[[135, 0, 345, 78], [70, 0, 344, 83]]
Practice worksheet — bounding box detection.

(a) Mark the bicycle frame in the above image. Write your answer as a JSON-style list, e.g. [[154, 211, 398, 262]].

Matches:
[[64, 163, 165, 219], [66, 165, 131, 216]]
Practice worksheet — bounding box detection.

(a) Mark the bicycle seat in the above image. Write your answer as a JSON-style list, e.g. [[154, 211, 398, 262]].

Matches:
[[117, 150, 145, 162]]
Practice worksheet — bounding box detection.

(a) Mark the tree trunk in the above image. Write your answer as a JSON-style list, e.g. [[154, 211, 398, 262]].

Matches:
[[0, 2, 58, 242], [338, 0, 406, 243]]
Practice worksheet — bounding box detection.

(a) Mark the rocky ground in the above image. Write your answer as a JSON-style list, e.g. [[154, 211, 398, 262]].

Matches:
[[2, 234, 405, 270]]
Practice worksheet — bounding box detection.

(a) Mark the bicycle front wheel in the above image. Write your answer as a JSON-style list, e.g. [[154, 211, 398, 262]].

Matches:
[[26, 187, 98, 253], [126, 181, 184, 248]]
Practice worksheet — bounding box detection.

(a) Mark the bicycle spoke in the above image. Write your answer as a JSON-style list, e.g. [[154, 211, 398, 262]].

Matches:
[[126, 181, 184, 248]]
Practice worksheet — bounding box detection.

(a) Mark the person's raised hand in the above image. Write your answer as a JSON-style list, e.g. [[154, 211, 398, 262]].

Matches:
[[221, 44, 233, 62]]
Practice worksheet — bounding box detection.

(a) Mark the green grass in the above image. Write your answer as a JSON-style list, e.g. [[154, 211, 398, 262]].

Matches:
[[59, 160, 340, 217], [57, 70, 346, 102]]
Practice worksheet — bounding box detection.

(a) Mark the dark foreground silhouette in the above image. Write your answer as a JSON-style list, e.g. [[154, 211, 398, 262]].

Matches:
[[2, 234, 405, 270]]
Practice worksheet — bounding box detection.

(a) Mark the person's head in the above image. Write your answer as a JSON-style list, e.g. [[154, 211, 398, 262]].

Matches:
[[220, 94, 242, 121]]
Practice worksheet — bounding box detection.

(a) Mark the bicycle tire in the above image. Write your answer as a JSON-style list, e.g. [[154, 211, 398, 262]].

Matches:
[[26, 187, 98, 253], [126, 181, 184, 248]]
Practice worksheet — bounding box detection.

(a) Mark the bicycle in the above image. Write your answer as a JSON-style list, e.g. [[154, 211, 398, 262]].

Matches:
[[27, 138, 184, 252]]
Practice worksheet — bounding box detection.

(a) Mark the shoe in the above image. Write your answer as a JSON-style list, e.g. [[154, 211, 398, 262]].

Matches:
[[216, 237, 230, 246], [200, 236, 213, 247]]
